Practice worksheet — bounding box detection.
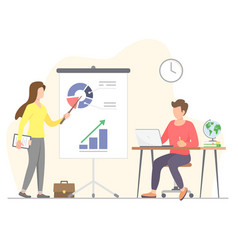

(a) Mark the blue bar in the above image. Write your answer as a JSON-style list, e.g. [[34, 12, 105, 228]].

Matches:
[[89, 137, 97, 149], [99, 129, 108, 149], [79, 144, 88, 149]]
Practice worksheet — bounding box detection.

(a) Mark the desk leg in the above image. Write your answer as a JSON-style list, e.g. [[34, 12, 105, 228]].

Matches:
[[200, 150, 206, 198], [137, 150, 143, 198], [214, 150, 220, 198], [151, 150, 154, 168]]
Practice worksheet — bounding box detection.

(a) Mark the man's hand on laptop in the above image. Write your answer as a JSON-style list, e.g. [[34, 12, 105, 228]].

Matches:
[[177, 140, 186, 147]]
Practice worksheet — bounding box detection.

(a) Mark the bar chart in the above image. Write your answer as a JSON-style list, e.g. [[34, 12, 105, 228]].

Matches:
[[79, 129, 108, 151]]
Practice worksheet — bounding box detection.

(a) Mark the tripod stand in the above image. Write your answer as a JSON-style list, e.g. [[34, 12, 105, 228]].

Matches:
[[68, 159, 119, 198]]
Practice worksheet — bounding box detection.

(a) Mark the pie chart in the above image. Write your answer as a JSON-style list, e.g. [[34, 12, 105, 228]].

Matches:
[[67, 83, 93, 109]]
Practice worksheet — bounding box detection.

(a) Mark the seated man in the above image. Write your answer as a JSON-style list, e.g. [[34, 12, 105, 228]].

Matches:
[[142, 99, 199, 200]]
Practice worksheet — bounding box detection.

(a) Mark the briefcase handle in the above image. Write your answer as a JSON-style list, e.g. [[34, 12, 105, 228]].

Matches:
[[60, 180, 68, 184]]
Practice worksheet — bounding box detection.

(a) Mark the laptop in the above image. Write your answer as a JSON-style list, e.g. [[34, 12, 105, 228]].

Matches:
[[135, 129, 173, 147]]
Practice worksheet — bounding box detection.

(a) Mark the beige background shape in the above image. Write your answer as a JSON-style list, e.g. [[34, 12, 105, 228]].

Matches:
[[7, 40, 223, 198]]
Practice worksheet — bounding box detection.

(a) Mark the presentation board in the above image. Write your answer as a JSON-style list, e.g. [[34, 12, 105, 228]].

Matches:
[[57, 67, 130, 159]]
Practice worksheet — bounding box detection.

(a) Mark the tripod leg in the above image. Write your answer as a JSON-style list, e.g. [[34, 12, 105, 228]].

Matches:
[[95, 181, 119, 198], [68, 181, 92, 197], [92, 159, 95, 198]]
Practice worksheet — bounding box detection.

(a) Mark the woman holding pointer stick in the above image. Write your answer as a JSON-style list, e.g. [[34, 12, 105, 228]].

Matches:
[[15, 81, 70, 198]]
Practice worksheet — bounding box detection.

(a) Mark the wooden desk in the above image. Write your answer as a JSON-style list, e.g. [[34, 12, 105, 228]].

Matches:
[[131, 147, 226, 198]]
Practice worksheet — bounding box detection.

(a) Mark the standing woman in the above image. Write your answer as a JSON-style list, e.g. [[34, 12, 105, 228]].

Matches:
[[15, 81, 70, 198]]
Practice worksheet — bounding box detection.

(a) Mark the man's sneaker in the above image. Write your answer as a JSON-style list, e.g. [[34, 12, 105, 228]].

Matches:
[[141, 192, 156, 198], [37, 194, 50, 198], [179, 187, 188, 201], [19, 192, 31, 198]]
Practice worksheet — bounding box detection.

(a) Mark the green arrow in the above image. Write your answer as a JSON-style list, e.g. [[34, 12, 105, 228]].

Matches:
[[81, 120, 105, 143]]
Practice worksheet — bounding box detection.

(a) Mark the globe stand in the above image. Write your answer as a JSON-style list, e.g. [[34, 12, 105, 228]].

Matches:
[[209, 138, 216, 142], [68, 159, 119, 198]]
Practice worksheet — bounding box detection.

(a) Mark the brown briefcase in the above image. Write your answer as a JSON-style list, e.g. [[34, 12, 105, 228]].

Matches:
[[54, 180, 75, 198]]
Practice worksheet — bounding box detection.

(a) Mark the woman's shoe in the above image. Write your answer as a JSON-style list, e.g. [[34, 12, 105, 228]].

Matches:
[[37, 194, 50, 198], [141, 192, 156, 198], [19, 192, 31, 198], [179, 187, 188, 201]]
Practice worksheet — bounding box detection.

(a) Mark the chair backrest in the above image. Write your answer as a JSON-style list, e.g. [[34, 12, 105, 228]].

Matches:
[[165, 163, 192, 167]]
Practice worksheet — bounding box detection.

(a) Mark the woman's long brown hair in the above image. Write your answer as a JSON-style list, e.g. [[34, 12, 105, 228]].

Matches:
[[15, 81, 46, 120]]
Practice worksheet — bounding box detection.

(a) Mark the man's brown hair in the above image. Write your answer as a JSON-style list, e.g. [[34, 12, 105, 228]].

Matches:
[[171, 99, 188, 115]]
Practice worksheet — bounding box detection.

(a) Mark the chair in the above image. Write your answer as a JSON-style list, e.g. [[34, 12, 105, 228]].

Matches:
[[161, 163, 194, 198]]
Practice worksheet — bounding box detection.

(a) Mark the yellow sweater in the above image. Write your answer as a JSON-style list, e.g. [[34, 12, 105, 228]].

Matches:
[[18, 102, 62, 140]]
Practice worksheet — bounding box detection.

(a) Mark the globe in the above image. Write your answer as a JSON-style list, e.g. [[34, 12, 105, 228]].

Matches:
[[203, 120, 221, 140]]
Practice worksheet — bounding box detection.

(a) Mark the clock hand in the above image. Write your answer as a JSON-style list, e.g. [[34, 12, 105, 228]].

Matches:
[[170, 62, 176, 74]]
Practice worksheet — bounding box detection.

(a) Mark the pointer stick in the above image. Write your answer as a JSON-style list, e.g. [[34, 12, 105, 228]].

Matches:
[[60, 96, 82, 125]]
